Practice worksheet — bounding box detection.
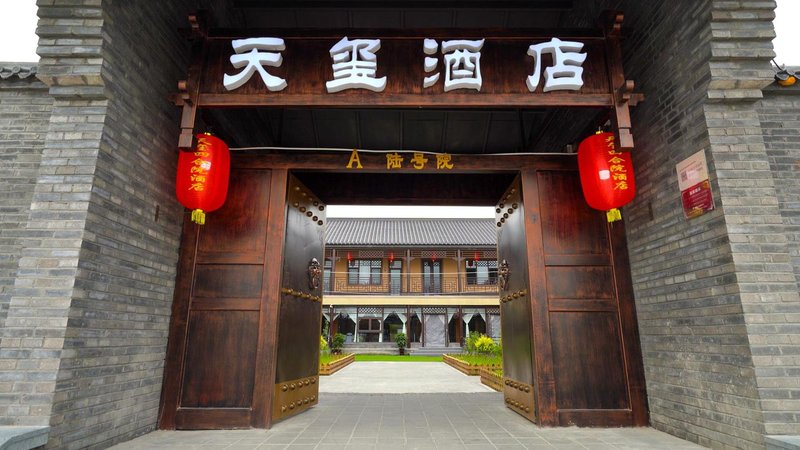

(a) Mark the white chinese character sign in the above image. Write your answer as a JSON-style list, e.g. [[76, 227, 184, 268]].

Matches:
[[223, 37, 287, 91], [206, 33, 635, 121], [526, 38, 586, 92], [326, 37, 387, 93], [423, 38, 485, 91], [186, 24, 639, 149], [220, 36, 588, 95]]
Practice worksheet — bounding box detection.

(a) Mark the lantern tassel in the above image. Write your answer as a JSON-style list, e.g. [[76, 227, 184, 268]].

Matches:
[[606, 208, 622, 223], [191, 209, 206, 225]]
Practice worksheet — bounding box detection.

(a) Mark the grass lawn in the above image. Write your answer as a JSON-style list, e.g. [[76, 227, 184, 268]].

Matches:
[[319, 353, 351, 365], [354, 354, 443, 362]]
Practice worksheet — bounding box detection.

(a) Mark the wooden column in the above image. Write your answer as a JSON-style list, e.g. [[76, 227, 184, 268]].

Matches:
[[405, 249, 411, 293], [329, 248, 336, 293], [456, 249, 463, 293]]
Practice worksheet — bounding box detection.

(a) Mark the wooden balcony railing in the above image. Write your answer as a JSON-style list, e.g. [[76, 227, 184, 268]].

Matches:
[[323, 272, 498, 296]]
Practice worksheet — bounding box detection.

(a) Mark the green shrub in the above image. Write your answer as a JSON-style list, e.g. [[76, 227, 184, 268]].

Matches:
[[394, 332, 407, 348], [475, 335, 498, 355], [331, 333, 346, 354], [320, 335, 328, 352], [465, 331, 481, 354]]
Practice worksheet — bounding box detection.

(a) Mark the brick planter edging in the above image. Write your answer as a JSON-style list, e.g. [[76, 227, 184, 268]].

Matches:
[[443, 354, 501, 376], [319, 353, 355, 375], [479, 367, 504, 392]]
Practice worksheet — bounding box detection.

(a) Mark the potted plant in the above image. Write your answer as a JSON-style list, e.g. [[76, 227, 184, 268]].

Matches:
[[330, 332, 346, 355], [394, 332, 407, 355]]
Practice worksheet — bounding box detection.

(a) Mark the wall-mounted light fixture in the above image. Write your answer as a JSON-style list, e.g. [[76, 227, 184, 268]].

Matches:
[[773, 59, 798, 87]]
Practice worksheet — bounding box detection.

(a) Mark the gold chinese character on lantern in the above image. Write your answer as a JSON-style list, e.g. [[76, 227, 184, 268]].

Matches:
[[610, 164, 625, 173], [386, 152, 404, 170], [189, 183, 206, 191], [410, 152, 428, 170], [436, 153, 454, 170], [608, 156, 625, 165], [614, 181, 629, 190]]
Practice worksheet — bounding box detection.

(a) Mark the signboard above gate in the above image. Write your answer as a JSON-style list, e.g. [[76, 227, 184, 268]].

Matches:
[[177, 13, 641, 151], [194, 31, 615, 108]]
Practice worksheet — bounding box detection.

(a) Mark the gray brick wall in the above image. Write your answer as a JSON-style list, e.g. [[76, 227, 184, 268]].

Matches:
[[705, 0, 800, 439], [1, 1, 796, 449], [757, 85, 800, 435], [45, 2, 192, 448], [0, 75, 51, 329], [619, 0, 800, 447], [759, 87, 800, 291], [617, 0, 790, 448]]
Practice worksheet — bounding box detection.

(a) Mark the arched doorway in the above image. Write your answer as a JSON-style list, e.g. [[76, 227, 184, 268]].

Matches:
[[382, 313, 403, 342]]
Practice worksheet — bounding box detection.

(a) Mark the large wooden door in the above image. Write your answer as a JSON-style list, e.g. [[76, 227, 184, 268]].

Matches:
[[496, 175, 537, 422], [160, 170, 326, 429], [271, 175, 326, 422], [160, 168, 284, 429], [498, 168, 648, 427]]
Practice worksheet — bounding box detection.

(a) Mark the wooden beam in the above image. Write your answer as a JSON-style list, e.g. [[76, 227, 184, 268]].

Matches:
[[197, 93, 616, 108], [205, 27, 604, 40], [233, 0, 575, 9], [230, 151, 576, 172], [178, 13, 209, 150], [602, 11, 642, 152]]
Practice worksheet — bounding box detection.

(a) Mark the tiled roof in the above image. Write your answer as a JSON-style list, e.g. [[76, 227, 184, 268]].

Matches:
[[326, 218, 496, 247], [0, 64, 38, 80]]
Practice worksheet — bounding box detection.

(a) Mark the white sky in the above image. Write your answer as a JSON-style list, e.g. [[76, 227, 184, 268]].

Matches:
[[0, 2, 797, 219]]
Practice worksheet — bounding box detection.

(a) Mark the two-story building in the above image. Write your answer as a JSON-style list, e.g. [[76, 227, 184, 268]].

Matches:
[[322, 218, 499, 349]]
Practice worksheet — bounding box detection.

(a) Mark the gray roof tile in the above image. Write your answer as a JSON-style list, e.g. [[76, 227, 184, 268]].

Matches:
[[0, 64, 38, 80], [326, 218, 496, 246]]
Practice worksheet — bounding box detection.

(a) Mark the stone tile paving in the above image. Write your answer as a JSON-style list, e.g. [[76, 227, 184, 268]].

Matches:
[[319, 362, 494, 393], [112, 393, 706, 449]]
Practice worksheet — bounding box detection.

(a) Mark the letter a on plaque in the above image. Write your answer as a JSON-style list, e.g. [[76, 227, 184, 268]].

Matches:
[[346, 149, 363, 169]]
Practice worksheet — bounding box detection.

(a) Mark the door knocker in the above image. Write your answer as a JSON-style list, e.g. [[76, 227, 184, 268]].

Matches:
[[498, 259, 510, 291], [308, 258, 322, 290]]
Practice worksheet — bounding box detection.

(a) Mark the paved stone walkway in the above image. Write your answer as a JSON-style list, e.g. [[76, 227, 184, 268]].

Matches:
[[113, 362, 706, 449], [319, 362, 494, 393]]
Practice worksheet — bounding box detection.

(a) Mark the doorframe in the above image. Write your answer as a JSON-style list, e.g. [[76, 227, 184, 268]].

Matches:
[[159, 153, 648, 429]]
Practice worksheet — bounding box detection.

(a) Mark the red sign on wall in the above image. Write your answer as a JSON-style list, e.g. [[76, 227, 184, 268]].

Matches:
[[681, 180, 715, 219]]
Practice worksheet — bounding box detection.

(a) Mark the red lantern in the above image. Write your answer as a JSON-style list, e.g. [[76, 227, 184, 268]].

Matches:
[[176, 133, 230, 225], [578, 132, 635, 223]]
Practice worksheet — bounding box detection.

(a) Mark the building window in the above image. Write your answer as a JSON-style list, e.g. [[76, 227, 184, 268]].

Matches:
[[348, 259, 382, 285], [465, 259, 498, 285], [323, 258, 332, 291]]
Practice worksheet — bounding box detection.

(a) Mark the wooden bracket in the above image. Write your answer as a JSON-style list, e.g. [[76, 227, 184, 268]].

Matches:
[[178, 79, 197, 150], [613, 80, 635, 151], [601, 10, 643, 152], [177, 12, 209, 151], [188, 12, 207, 39]]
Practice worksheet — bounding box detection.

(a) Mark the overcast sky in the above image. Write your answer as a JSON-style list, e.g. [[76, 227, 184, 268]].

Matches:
[[0, 2, 797, 219]]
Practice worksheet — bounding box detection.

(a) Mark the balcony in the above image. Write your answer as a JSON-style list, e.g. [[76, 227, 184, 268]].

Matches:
[[323, 271, 498, 296]]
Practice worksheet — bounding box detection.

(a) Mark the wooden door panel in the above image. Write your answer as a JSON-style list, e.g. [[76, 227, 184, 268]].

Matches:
[[533, 169, 648, 427], [545, 267, 614, 299], [192, 264, 263, 298], [181, 311, 259, 408], [496, 176, 536, 422], [196, 170, 271, 263], [537, 171, 609, 256], [549, 311, 629, 410], [272, 175, 326, 422], [160, 168, 275, 430]]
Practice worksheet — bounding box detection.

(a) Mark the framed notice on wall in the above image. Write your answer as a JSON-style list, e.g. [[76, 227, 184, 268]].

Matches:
[[676, 150, 715, 219]]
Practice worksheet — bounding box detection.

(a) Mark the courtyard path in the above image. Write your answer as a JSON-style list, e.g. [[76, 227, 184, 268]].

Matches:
[[112, 361, 706, 449]]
